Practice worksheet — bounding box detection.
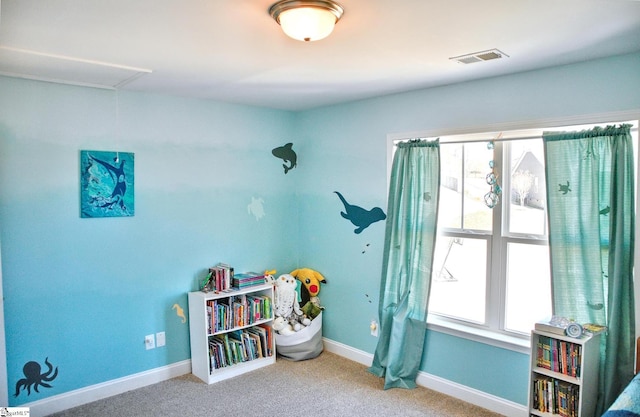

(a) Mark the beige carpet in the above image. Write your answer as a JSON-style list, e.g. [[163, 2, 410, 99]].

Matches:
[[49, 351, 504, 416]]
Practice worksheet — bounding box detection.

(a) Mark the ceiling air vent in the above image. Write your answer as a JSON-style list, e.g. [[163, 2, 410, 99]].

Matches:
[[450, 48, 509, 64]]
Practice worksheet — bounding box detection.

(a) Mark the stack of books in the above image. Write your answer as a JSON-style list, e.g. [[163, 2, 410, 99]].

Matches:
[[582, 323, 607, 335], [205, 263, 234, 292], [534, 316, 569, 336], [233, 272, 266, 289]]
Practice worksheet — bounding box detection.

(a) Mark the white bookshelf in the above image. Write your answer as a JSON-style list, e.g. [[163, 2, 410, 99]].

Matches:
[[529, 329, 601, 417], [188, 283, 275, 384]]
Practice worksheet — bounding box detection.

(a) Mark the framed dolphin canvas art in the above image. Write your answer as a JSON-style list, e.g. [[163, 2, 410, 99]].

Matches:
[[80, 150, 134, 218]]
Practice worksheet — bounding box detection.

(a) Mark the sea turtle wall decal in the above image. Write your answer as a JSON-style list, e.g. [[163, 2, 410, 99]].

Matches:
[[247, 196, 266, 221]]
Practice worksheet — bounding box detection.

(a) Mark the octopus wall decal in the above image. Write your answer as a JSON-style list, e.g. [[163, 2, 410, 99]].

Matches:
[[14, 357, 58, 397]]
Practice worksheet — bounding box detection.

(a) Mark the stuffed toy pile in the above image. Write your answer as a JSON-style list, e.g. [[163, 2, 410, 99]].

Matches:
[[271, 268, 326, 335]]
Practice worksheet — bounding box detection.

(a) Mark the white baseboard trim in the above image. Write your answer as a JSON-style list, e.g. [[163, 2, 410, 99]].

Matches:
[[23, 340, 527, 417], [323, 337, 374, 366], [24, 360, 191, 417], [323, 337, 528, 417], [415, 370, 528, 417]]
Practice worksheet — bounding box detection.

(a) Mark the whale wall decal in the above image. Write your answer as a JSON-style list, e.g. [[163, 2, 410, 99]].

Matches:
[[334, 191, 386, 234]]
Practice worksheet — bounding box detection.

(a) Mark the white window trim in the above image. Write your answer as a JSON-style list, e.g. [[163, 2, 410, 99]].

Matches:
[[427, 315, 531, 354], [387, 110, 640, 353]]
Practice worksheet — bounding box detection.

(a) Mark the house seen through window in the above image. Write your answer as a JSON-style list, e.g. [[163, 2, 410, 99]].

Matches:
[[391, 118, 638, 346]]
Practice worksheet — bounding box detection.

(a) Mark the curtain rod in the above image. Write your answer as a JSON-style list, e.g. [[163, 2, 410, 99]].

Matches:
[[397, 126, 639, 146]]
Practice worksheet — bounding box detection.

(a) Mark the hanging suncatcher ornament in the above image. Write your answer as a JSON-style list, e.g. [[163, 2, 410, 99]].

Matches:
[[484, 135, 502, 209]]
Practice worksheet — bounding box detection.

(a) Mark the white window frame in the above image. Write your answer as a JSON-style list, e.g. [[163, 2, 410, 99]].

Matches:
[[387, 111, 640, 353]]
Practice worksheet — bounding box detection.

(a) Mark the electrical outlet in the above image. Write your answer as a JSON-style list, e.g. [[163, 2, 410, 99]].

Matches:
[[145, 334, 155, 350], [156, 331, 166, 347], [370, 320, 379, 337]]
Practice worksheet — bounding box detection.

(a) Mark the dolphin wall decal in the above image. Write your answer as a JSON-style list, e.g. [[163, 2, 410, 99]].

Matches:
[[272, 143, 297, 174]]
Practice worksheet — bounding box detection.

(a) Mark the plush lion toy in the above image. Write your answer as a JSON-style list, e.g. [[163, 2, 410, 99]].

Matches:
[[290, 268, 326, 317]]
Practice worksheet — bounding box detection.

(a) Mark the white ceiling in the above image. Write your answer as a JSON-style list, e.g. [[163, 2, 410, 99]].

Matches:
[[1, 0, 639, 111]]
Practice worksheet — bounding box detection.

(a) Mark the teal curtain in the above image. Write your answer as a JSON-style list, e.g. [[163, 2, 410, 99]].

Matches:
[[368, 140, 440, 389], [543, 125, 635, 414]]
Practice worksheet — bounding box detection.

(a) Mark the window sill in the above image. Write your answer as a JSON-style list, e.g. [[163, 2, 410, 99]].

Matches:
[[426, 315, 531, 354]]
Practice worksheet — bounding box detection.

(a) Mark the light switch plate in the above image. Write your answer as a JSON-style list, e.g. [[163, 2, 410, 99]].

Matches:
[[145, 334, 155, 350], [156, 331, 166, 347]]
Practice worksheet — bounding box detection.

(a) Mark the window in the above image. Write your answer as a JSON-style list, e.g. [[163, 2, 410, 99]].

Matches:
[[430, 138, 551, 336], [390, 117, 638, 350]]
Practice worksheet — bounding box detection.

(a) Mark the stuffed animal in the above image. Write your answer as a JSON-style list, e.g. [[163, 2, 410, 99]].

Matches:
[[264, 269, 276, 285], [272, 316, 295, 335], [301, 301, 322, 320], [290, 268, 327, 309], [288, 311, 311, 331], [273, 274, 303, 319]]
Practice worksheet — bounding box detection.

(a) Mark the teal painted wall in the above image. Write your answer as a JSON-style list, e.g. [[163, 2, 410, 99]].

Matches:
[[1, 51, 639, 407], [294, 52, 640, 405], [422, 331, 529, 402], [0, 78, 298, 406]]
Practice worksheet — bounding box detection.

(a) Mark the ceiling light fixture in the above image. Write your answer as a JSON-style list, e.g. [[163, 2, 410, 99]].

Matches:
[[269, 0, 344, 42]]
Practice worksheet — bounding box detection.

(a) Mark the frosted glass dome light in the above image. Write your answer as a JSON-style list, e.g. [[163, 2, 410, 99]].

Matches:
[[269, 0, 344, 42]]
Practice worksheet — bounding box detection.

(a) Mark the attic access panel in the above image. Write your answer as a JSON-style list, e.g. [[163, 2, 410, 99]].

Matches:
[[0, 46, 151, 89]]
